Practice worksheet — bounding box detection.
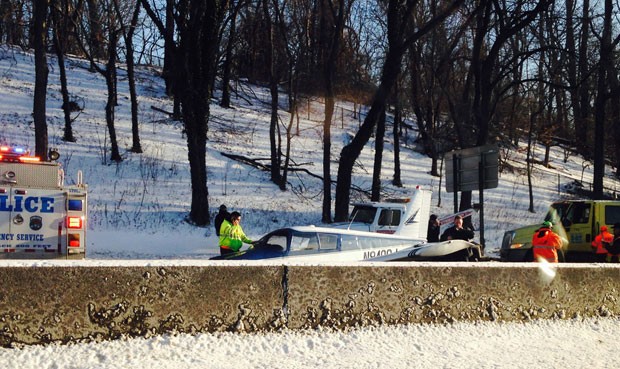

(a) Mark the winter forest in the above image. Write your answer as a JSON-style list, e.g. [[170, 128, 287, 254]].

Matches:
[[4, 0, 620, 227]]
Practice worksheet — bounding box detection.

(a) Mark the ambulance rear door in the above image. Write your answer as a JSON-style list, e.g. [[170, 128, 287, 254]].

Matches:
[[7, 187, 64, 254]]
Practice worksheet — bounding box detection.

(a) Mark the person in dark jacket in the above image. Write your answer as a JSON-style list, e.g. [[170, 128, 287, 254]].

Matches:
[[427, 214, 440, 242], [440, 215, 474, 242], [214, 205, 230, 236], [605, 223, 620, 263]]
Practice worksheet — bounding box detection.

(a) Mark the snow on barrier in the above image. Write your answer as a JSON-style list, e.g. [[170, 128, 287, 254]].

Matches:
[[0, 263, 619, 347]]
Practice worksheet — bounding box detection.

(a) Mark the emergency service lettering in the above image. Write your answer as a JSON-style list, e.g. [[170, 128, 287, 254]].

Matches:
[[0, 234, 44, 241], [16, 234, 44, 241], [0, 195, 54, 213]]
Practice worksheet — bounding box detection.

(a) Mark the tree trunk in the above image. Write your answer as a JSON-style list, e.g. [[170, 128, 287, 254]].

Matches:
[[173, 0, 226, 226], [392, 94, 402, 187], [220, 4, 239, 109], [50, 0, 75, 142], [163, 0, 175, 96], [576, 0, 591, 157], [335, 46, 403, 221], [264, 0, 283, 189], [52, 29, 75, 143], [323, 94, 334, 222], [105, 35, 122, 163], [371, 108, 386, 201], [592, 0, 612, 199], [33, 0, 49, 160], [86, 0, 104, 61], [183, 101, 210, 225], [526, 111, 535, 213], [125, 1, 142, 153]]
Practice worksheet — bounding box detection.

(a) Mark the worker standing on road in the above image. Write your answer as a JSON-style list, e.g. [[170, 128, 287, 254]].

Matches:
[[591, 225, 613, 262], [214, 204, 230, 236], [605, 223, 620, 263], [531, 221, 563, 263], [219, 211, 254, 255], [427, 214, 440, 243], [440, 215, 475, 241]]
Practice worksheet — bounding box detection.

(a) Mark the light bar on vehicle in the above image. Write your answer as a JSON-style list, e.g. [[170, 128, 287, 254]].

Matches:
[[18, 156, 40, 162], [0, 145, 39, 162], [0, 146, 27, 154]]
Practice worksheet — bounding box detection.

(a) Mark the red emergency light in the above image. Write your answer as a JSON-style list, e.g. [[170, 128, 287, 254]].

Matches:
[[67, 216, 83, 229], [68, 233, 80, 247]]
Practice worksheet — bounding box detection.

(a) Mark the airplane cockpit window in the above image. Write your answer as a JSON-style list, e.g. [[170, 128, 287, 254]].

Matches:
[[318, 233, 338, 250], [378, 209, 401, 226], [261, 235, 287, 251], [350, 206, 377, 224], [341, 235, 359, 250], [290, 232, 319, 252]]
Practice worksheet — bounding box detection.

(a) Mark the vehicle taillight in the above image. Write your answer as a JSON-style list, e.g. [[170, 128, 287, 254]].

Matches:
[[68, 233, 80, 247], [67, 216, 83, 229]]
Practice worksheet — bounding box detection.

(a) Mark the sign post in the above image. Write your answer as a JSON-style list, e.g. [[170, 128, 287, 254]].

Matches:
[[445, 144, 499, 248]]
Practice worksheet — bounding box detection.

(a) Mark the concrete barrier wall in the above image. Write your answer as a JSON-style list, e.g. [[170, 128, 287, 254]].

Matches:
[[0, 263, 619, 347]]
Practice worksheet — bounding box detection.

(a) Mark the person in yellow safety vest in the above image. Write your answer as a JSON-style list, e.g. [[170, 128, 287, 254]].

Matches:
[[219, 211, 254, 255], [531, 221, 564, 263], [592, 225, 613, 262]]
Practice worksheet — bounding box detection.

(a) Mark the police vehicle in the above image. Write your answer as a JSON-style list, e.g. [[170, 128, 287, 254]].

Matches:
[[0, 145, 87, 259]]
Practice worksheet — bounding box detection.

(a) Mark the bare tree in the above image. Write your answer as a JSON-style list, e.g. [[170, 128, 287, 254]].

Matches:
[[334, 0, 464, 221], [320, 0, 351, 222], [176, 0, 228, 225], [570, 0, 594, 158], [140, 0, 181, 118], [113, 0, 143, 153], [0, 0, 27, 47], [220, 0, 245, 109], [74, 0, 123, 162], [262, 0, 284, 189], [442, 0, 551, 211], [33, 0, 49, 160], [51, 0, 80, 143], [592, 0, 614, 198]]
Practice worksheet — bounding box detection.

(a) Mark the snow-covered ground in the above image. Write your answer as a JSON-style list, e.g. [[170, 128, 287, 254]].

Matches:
[[1, 317, 618, 369], [1, 45, 620, 367]]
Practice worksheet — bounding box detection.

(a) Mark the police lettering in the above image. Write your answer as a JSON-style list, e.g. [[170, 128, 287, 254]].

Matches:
[[0, 195, 54, 213]]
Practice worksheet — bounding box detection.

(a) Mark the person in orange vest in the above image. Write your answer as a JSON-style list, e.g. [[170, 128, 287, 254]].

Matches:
[[591, 225, 613, 262], [531, 221, 564, 263]]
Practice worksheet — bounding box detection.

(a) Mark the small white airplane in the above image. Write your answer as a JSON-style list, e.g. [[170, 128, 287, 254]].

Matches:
[[211, 187, 482, 262]]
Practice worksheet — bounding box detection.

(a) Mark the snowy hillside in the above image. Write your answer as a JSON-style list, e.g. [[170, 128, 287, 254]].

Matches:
[[0, 45, 618, 259]]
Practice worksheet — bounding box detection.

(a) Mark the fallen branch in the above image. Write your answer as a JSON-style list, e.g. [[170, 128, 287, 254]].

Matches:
[[151, 105, 174, 116], [220, 151, 369, 197]]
